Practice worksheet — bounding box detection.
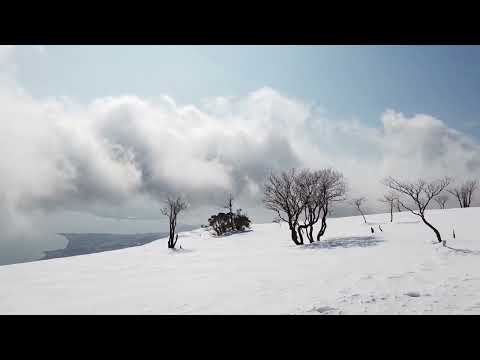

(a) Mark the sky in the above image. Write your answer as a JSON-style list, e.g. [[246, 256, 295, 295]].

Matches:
[[2, 45, 480, 265], [13, 46, 480, 137]]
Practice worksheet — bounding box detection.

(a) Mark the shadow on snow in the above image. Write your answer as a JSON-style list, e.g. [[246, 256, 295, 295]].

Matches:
[[211, 229, 254, 238], [444, 245, 480, 255], [363, 220, 420, 225], [302, 235, 384, 250], [168, 247, 195, 254]]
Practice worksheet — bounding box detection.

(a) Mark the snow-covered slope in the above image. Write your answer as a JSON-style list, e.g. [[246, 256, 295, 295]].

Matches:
[[1, 208, 479, 314]]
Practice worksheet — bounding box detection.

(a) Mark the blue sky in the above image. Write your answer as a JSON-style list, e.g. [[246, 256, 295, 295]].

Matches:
[[14, 45, 480, 137]]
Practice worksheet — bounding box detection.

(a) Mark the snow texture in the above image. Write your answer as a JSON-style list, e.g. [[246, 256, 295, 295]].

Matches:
[[0, 207, 479, 314]]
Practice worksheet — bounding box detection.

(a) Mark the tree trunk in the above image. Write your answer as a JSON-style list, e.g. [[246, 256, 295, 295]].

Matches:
[[317, 221, 327, 241], [456, 195, 463, 208], [317, 215, 327, 241], [360, 212, 367, 224], [168, 220, 172, 248], [290, 226, 302, 245], [173, 234, 178, 248], [390, 204, 393, 222], [316, 209, 328, 242], [297, 226, 304, 244], [168, 216, 177, 248], [420, 215, 442, 242], [321, 218, 327, 235], [298, 225, 313, 243], [308, 225, 314, 243]]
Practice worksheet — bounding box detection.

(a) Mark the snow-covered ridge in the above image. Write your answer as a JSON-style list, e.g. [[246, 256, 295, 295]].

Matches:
[[0, 207, 479, 314]]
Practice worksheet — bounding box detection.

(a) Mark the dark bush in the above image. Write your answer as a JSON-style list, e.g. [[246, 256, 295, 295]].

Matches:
[[208, 209, 251, 236], [233, 212, 251, 231]]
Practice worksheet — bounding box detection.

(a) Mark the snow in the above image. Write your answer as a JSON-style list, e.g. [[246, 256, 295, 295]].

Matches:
[[1, 207, 480, 314]]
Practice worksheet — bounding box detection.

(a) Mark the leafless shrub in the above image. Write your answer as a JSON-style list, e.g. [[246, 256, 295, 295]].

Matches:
[[161, 195, 188, 249], [378, 191, 398, 222], [298, 169, 346, 243], [382, 177, 451, 242], [263, 169, 309, 245], [434, 194, 449, 209], [351, 197, 367, 223], [263, 168, 346, 245], [447, 180, 478, 208]]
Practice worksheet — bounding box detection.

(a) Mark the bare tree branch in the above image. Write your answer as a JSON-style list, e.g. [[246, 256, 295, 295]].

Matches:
[[351, 197, 367, 223], [447, 179, 478, 208], [263, 168, 346, 245], [161, 195, 188, 249], [434, 194, 449, 209], [382, 176, 451, 242], [378, 191, 398, 222]]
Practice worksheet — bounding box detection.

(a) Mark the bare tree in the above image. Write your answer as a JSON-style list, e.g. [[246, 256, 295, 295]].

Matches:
[[395, 198, 401, 212], [434, 194, 449, 209], [264, 168, 346, 245], [298, 169, 346, 243], [296, 170, 321, 244], [263, 169, 305, 245], [161, 195, 188, 249], [316, 169, 346, 241], [378, 191, 398, 222], [447, 180, 478, 208], [263, 168, 319, 245], [464, 180, 478, 206], [223, 193, 235, 231], [383, 177, 451, 243], [352, 197, 367, 223]]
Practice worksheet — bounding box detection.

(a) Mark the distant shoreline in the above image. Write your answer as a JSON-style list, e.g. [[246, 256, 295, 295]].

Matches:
[[42, 224, 199, 261], [42, 232, 168, 260]]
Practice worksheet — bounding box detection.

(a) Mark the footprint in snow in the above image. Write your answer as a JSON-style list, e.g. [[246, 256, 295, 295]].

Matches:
[[405, 291, 421, 298], [311, 306, 336, 314], [388, 275, 403, 279], [466, 303, 480, 311]]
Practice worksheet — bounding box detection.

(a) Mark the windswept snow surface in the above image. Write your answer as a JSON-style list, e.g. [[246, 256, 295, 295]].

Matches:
[[1, 208, 480, 314]]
